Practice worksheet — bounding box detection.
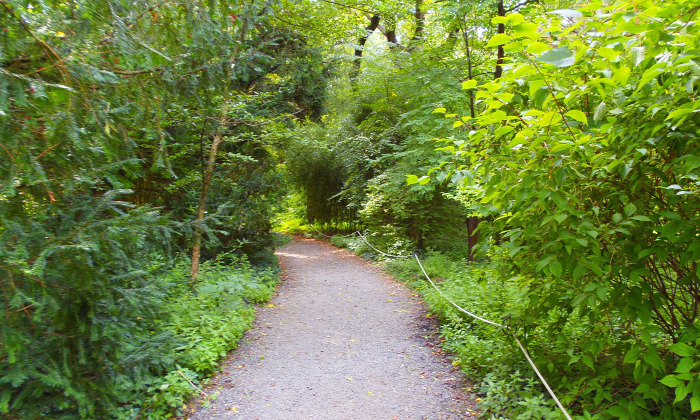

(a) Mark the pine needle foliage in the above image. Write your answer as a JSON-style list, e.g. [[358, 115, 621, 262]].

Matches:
[[0, 0, 298, 417]]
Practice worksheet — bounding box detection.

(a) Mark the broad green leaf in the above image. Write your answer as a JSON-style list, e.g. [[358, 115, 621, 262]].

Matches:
[[495, 92, 514, 103], [514, 22, 539, 39], [418, 176, 430, 185], [565, 110, 587, 124], [461, 80, 477, 89], [406, 175, 419, 185], [644, 348, 665, 370], [630, 46, 645, 67], [593, 101, 606, 122], [674, 383, 690, 403], [623, 203, 637, 216], [597, 47, 620, 61], [607, 405, 627, 417], [691, 395, 700, 412], [661, 375, 682, 388], [539, 111, 563, 127], [624, 346, 641, 364], [453, 120, 464, 128], [526, 42, 549, 54], [636, 62, 667, 91], [507, 13, 525, 25], [487, 34, 512, 48], [670, 343, 696, 357], [549, 260, 563, 277], [504, 41, 524, 52], [432, 108, 446, 114], [676, 358, 695, 373], [537, 47, 575, 68]]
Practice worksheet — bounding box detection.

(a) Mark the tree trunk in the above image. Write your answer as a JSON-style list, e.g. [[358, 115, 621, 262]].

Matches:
[[410, 0, 425, 45], [494, 0, 506, 79], [351, 15, 380, 82], [190, 118, 227, 284]]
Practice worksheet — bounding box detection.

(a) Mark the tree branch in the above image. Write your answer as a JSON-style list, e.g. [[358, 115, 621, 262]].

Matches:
[[506, 0, 540, 13]]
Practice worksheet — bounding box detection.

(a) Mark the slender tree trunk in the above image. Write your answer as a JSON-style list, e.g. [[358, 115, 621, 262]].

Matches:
[[410, 0, 425, 46], [190, 11, 250, 285], [351, 15, 380, 83], [190, 117, 228, 283], [460, 20, 476, 119], [494, 0, 506, 79]]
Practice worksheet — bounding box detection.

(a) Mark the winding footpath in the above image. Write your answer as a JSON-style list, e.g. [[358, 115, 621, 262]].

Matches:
[[188, 238, 477, 419]]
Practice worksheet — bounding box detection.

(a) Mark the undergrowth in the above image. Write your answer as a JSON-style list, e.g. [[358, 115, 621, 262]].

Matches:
[[4, 251, 279, 419], [383, 252, 561, 419], [117, 253, 279, 419]]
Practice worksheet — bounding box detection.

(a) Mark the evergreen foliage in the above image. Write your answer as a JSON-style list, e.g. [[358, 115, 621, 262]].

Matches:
[[0, 0, 314, 416]]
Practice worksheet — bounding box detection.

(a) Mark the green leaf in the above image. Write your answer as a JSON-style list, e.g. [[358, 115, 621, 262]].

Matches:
[[660, 374, 682, 388], [487, 33, 512, 48], [608, 405, 627, 417], [676, 357, 695, 373], [432, 108, 446, 114], [565, 110, 587, 124], [461, 80, 477, 89], [623, 203, 637, 216], [674, 383, 690, 403], [514, 22, 540, 39], [692, 395, 700, 412], [593, 101, 607, 122], [644, 348, 665, 370], [406, 174, 419, 185], [526, 42, 549, 54], [636, 62, 667, 91], [624, 346, 641, 364], [537, 47, 575, 68], [453, 121, 464, 128], [418, 176, 430, 185], [549, 260, 563, 277], [670, 343, 696, 357]]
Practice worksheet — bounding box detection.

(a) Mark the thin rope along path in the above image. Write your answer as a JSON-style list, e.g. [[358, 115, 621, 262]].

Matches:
[[355, 234, 573, 420]]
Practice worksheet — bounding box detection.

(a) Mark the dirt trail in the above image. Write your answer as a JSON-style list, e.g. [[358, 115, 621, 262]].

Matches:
[[189, 238, 477, 419]]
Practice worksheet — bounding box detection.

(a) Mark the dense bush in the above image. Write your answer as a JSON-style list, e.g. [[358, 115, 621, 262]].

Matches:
[[1, 245, 279, 419], [430, 1, 700, 417]]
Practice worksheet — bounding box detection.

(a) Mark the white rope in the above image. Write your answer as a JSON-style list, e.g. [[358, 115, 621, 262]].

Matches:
[[512, 334, 573, 420], [350, 232, 573, 420], [414, 255, 572, 419], [414, 255, 504, 328], [356, 232, 413, 259]]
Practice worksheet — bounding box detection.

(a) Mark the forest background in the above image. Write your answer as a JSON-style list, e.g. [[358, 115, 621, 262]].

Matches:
[[0, 0, 698, 418]]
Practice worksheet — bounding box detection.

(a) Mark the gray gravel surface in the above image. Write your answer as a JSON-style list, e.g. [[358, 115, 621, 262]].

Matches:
[[188, 238, 477, 419]]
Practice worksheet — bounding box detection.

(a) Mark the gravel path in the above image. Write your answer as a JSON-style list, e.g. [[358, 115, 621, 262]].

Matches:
[[188, 238, 477, 419]]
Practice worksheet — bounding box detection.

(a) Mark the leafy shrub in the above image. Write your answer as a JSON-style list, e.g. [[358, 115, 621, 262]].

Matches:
[[431, 1, 700, 417]]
